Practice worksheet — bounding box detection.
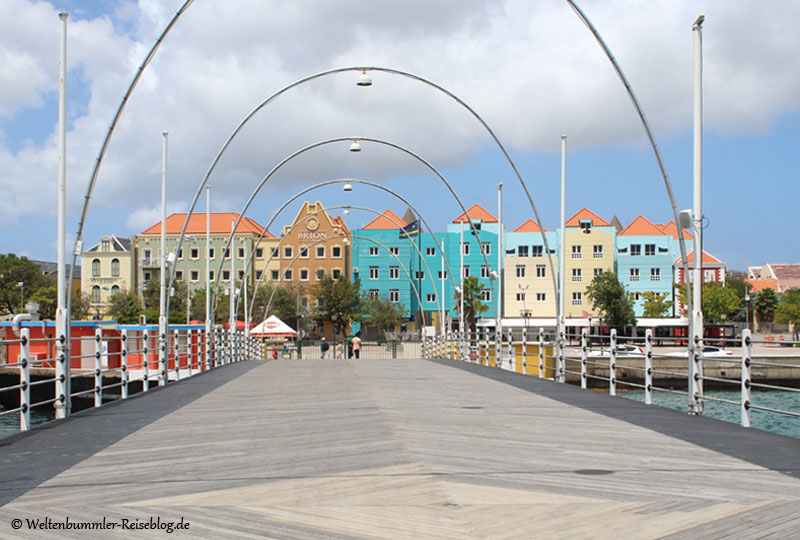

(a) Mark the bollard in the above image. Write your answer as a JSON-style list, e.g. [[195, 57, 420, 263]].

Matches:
[[20, 328, 31, 431], [741, 330, 752, 428], [522, 326, 527, 375], [538, 328, 545, 379], [645, 329, 653, 405], [609, 329, 617, 396], [580, 328, 587, 389], [142, 329, 150, 392], [121, 330, 129, 400], [94, 328, 103, 407]]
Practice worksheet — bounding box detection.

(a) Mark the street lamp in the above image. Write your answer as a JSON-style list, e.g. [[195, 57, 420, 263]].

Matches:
[[349, 141, 361, 152], [17, 281, 24, 312], [745, 294, 751, 333], [356, 71, 372, 87]]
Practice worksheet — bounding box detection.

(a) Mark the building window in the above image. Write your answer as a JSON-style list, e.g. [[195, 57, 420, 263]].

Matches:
[[271, 270, 279, 280], [111, 285, 119, 296], [704, 269, 715, 283], [111, 258, 120, 277], [427, 293, 437, 303], [516, 264, 526, 278], [101, 240, 110, 252], [223, 270, 230, 281], [572, 268, 582, 282], [532, 245, 543, 257], [209, 270, 215, 281], [369, 266, 379, 279], [176, 248, 183, 260], [299, 246, 309, 259], [369, 247, 379, 256], [462, 242, 470, 256], [389, 289, 399, 302], [630, 268, 639, 282], [389, 247, 399, 256], [516, 292, 525, 302], [518, 245, 529, 257], [463, 267, 470, 278], [191, 270, 199, 281], [536, 264, 546, 278], [593, 245, 603, 258], [91, 285, 100, 303], [224, 248, 231, 259], [572, 292, 582, 305], [284, 269, 292, 280], [316, 269, 325, 280], [209, 248, 215, 259], [594, 268, 603, 277], [438, 270, 447, 279], [481, 290, 491, 302], [300, 269, 309, 281], [92, 258, 101, 277], [369, 289, 379, 299], [389, 266, 399, 279], [426, 247, 436, 256], [176, 270, 183, 281], [571, 245, 581, 259], [238, 270, 244, 280], [332, 269, 341, 279], [284, 246, 293, 258], [316, 246, 325, 258], [650, 268, 661, 281], [143, 249, 151, 260], [190, 248, 199, 259], [537, 292, 547, 302], [630, 244, 641, 256], [271, 248, 279, 258], [256, 270, 262, 281], [481, 265, 490, 278], [645, 244, 655, 256], [481, 242, 491, 255], [144, 271, 151, 282], [415, 270, 424, 280], [256, 248, 264, 258], [332, 246, 342, 258]]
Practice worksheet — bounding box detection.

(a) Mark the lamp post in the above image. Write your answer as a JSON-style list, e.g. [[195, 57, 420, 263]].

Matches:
[[745, 294, 751, 333], [185, 235, 194, 324], [17, 282, 24, 312]]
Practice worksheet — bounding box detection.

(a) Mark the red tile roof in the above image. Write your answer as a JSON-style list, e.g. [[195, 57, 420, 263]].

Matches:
[[362, 209, 407, 230], [658, 221, 693, 240], [768, 263, 800, 281], [674, 250, 722, 265], [513, 219, 547, 233], [140, 213, 272, 237], [745, 278, 779, 293], [619, 215, 667, 236], [564, 208, 610, 227], [452, 204, 498, 223]]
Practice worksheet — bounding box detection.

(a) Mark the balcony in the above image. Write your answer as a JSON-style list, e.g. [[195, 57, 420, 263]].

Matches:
[[140, 258, 159, 268]]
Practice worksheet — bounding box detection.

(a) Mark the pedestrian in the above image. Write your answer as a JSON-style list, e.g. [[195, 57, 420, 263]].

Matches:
[[320, 337, 329, 359], [352, 334, 362, 360]]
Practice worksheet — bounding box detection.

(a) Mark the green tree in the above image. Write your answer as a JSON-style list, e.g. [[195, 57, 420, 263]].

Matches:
[[775, 287, 800, 341], [754, 288, 780, 329], [71, 293, 91, 321], [724, 274, 753, 322], [452, 275, 490, 334], [640, 291, 674, 318], [585, 271, 636, 330], [142, 278, 190, 324], [0, 254, 46, 314], [676, 282, 742, 323], [313, 276, 363, 338], [107, 291, 143, 324], [252, 284, 297, 325], [363, 296, 405, 336]]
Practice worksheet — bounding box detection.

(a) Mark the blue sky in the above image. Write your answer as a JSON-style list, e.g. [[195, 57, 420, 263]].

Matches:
[[1, 0, 798, 272]]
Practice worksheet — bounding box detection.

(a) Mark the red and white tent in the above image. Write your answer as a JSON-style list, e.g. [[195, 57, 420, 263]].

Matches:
[[250, 315, 297, 339]]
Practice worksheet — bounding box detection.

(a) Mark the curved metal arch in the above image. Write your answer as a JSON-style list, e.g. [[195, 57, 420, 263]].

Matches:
[[240, 204, 448, 324], [169, 67, 558, 320], [262, 233, 426, 330], [196, 137, 495, 316]]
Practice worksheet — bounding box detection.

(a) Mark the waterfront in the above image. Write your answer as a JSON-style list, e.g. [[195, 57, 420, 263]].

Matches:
[[0, 410, 54, 439]]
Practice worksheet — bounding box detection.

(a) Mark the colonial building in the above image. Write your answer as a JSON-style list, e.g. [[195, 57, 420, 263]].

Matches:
[[503, 219, 558, 319], [673, 250, 727, 315], [81, 235, 133, 319]]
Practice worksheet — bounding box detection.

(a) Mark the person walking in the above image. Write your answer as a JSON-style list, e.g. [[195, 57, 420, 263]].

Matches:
[[352, 334, 362, 360], [320, 337, 329, 359]]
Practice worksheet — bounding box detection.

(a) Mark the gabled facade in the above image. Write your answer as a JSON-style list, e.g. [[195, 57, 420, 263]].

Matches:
[[81, 235, 133, 319], [562, 208, 615, 319], [747, 263, 800, 293], [673, 250, 727, 315], [503, 219, 558, 318]]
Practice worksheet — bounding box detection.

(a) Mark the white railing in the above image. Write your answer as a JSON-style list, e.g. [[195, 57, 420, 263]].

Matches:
[[0, 323, 263, 436], [424, 328, 800, 432]]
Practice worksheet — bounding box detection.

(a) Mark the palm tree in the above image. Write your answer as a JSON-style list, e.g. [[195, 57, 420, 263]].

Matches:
[[452, 275, 490, 335]]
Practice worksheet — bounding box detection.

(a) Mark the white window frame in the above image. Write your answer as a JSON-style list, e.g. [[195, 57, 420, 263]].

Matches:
[[369, 266, 379, 280], [572, 245, 581, 259], [516, 264, 526, 278], [389, 266, 399, 279], [536, 264, 546, 278], [572, 292, 582, 305]]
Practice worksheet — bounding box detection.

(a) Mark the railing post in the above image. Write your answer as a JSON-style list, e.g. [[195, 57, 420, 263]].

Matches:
[[20, 328, 31, 431], [142, 329, 150, 392], [538, 327, 544, 378], [505, 327, 513, 370], [55, 310, 69, 419], [741, 329, 752, 428], [94, 328, 103, 408], [580, 328, 588, 389], [159, 325, 168, 386], [645, 329, 653, 405], [609, 328, 617, 396], [522, 326, 527, 374], [557, 325, 566, 383], [121, 329, 129, 400], [173, 328, 181, 381], [692, 331, 704, 414]]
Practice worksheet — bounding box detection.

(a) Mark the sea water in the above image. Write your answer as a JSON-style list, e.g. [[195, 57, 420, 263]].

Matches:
[[0, 409, 55, 439]]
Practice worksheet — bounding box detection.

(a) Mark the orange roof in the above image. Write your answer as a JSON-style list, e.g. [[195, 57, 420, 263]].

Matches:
[[514, 219, 547, 233], [745, 278, 779, 293], [564, 208, 610, 227], [140, 212, 272, 237], [452, 204, 498, 224], [619, 215, 667, 236], [362, 209, 407, 230], [658, 221, 693, 240], [674, 250, 722, 264]]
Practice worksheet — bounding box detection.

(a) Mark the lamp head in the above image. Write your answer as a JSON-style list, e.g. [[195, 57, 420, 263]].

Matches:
[[343, 183, 353, 192], [343, 209, 350, 216], [678, 209, 693, 229], [693, 14, 705, 28], [356, 71, 372, 86], [349, 141, 361, 152]]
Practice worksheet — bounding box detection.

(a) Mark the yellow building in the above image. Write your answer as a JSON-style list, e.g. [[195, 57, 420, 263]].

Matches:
[[503, 219, 558, 319], [562, 208, 615, 319], [81, 235, 134, 319]]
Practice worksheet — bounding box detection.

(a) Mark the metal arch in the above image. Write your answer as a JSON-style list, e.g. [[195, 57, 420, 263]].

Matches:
[[261, 233, 426, 329], [196, 137, 495, 317], [168, 67, 558, 322], [240, 204, 448, 324]]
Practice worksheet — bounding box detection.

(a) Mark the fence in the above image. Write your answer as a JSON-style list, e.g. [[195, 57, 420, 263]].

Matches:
[[424, 327, 800, 431], [266, 339, 422, 360], [0, 323, 262, 434]]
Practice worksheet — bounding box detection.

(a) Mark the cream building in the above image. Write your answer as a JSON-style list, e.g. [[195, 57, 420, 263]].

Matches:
[[82, 235, 134, 319]]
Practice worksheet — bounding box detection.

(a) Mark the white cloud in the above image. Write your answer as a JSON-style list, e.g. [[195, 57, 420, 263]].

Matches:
[[1, 0, 799, 236]]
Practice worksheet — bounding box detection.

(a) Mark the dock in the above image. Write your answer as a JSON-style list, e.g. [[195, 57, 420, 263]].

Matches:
[[2, 358, 800, 539]]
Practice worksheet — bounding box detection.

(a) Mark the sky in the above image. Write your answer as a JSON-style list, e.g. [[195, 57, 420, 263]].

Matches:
[[1, 0, 798, 272]]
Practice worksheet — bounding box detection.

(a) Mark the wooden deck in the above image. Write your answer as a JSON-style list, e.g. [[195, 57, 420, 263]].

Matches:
[[2, 358, 800, 539]]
